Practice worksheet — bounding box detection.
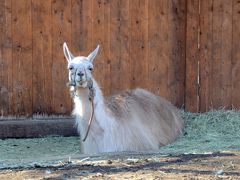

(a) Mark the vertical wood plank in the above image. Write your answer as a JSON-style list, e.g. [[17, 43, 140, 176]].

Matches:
[[168, 0, 187, 107], [212, 0, 225, 108], [102, 0, 111, 96], [221, 0, 233, 108], [12, 0, 32, 116], [110, 0, 130, 94], [92, 0, 111, 95], [32, 0, 52, 114], [0, 0, 12, 116], [148, 0, 170, 99], [129, 0, 148, 90], [52, 0, 72, 114], [199, 0, 213, 112], [71, 0, 92, 56], [185, 0, 199, 112], [212, 0, 233, 109], [232, 0, 240, 108]]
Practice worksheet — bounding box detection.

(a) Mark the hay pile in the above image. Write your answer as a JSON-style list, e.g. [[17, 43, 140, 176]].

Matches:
[[161, 109, 240, 154]]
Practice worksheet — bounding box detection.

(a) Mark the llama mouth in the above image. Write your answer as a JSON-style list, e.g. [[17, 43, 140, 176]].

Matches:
[[67, 81, 87, 87], [77, 81, 88, 87]]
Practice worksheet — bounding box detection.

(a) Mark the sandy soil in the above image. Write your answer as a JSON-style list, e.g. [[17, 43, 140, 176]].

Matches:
[[1, 151, 240, 180]]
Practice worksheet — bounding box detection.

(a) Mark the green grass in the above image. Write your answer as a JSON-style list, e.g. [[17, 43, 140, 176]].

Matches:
[[1, 109, 240, 168]]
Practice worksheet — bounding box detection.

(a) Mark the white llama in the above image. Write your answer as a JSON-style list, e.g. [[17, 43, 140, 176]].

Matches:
[[63, 43, 184, 154]]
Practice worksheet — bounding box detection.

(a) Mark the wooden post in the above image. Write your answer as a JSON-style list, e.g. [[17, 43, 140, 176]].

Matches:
[[185, 0, 200, 112]]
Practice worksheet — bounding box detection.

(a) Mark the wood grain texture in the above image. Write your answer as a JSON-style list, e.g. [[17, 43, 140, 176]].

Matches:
[[0, 0, 12, 116], [51, 0, 72, 115], [220, 0, 233, 109], [232, 0, 240, 108], [92, 0, 111, 96], [130, 0, 148, 90], [185, 0, 199, 112], [199, 0, 213, 112], [212, 0, 233, 109], [168, 0, 186, 107], [148, 0, 170, 99], [32, 0, 52, 114], [12, 0, 33, 116], [71, 0, 92, 56], [211, 0, 223, 108], [110, 0, 131, 94], [2, 0, 240, 117], [199, 0, 233, 111]]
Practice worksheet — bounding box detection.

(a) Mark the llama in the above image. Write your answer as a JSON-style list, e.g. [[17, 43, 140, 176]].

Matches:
[[63, 43, 184, 154]]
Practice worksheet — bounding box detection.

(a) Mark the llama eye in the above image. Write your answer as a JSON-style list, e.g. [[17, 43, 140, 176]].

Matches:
[[88, 67, 93, 71], [69, 66, 73, 70]]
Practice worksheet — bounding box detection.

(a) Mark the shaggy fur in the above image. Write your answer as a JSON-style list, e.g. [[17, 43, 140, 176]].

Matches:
[[63, 43, 184, 154]]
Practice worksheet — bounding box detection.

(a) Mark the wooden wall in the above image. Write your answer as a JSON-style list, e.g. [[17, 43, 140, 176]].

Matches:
[[186, 0, 240, 112], [0, 0, 239, 116]]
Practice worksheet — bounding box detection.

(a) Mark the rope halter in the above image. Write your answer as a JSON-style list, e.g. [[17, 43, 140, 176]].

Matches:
[[82, 78, 95, 142], [68, 78, 96, 142]]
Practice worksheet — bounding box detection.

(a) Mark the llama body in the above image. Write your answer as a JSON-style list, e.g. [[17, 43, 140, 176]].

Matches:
[[63, 43, 184, 153]]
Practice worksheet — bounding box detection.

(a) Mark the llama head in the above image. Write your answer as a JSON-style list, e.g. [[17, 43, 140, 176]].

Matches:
[[63, 42, 100, 88]]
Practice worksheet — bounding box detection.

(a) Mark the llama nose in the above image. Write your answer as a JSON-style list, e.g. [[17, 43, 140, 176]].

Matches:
[[77, 72, 84, 77]]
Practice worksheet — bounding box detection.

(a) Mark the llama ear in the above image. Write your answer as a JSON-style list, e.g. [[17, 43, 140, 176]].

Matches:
[[87, 45, 100, 63], [63, 42, 74, 62]]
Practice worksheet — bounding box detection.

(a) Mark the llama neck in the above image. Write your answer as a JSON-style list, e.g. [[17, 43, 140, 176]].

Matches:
[[73, 79, 105, 123]]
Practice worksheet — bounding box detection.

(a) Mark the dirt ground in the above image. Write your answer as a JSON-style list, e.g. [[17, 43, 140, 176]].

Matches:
[[1, 151, 240, 180], [1, 110, 240, 179]]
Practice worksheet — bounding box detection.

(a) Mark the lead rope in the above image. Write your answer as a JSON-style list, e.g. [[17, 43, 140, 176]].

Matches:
[[82, 79, 95, 142]]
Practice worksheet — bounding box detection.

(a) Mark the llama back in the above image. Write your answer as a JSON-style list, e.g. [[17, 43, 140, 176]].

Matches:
[[105, 88, 184, 149]]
